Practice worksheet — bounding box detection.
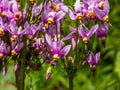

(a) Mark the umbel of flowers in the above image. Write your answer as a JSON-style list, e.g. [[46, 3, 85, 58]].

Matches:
[[0, 0, 110, 90]]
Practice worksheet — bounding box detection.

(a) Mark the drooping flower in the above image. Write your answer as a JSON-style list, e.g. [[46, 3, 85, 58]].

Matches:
[[78, 24, 99, 44], [32, 3, 43, 17], [87, 51, 100, 68], [47, 11, 65, 25], [45, 34, 71, 61], [8, 20, 25, 42], [33, 38, 41, 51], [0, 41, 10, 58], [5, 0, 22, 20], [24, 22, 41, 39], [62, 26, 77, 50], [0, 17, 7, 36], [94, 0, 110, 22], [69, 0, 85, 20], [82, 0, 98, 20], [0, 0, 10, 17], [11, 42, 23, 56], [96, 22, 108, 43], [51, 0, 68, 13]]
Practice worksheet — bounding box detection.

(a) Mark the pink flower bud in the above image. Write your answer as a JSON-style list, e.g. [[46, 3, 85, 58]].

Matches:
[[46, 67, 52, 80], [14, 63, 19, 72], [2, 66, 7, 76]]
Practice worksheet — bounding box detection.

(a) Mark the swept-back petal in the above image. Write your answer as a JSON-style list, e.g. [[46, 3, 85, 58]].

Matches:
[[87, 24, 98, 38], [104, 0, 110, 14], [11, 0, 19, 13], [88, 51, 94, 64], [69, 9, 75, 20], [59, 45, 71, 57], [69, 26, 76, 32], [72, 38, 76, 50], [9, 20, 17, 34], [74, 0, 81, 12], [94, 8, 105, 20], [55, 11, 65, 21], [45, 34, 52, 47], [78, 24, 85, 38], [60, 5, 69, 13], [95, 52, 100, 64], [24, 22, 29, 28], [48, 12, 56, 18], [62, 33, 74, 41]]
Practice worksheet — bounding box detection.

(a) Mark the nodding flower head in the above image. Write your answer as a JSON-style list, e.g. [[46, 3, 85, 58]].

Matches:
[[47, 11, 65, 25], [78, 24, 99, 45], [24, 22, 41, 39], [47, 17, 54, 24], [76, 13, 83, 20], [99, 1, 105, 9], [14, 12, 22, 21], [0, 28, 5, 36], [87, 51, 100, 68], [0, 42, 10, 58], [94, 0, 110, 22], [87, 11, 96, 19], [69, 0, 84, 20], [11, 42, 23, 56], [96, 22, 108, 44], [45, 34, 71, 61], [33, 38, 41, 51]]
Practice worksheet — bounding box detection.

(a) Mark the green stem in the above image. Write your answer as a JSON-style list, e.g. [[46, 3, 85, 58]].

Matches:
[[69, 75, 74, 90], [15, 35, 27, 90], [15, 55, 26, 90]]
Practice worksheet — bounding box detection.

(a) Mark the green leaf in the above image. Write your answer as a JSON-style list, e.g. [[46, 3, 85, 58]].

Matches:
[[114, 51, 120, 77]]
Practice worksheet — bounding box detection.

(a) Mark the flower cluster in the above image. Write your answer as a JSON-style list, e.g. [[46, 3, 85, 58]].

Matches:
[[0, 0, 110, 81]]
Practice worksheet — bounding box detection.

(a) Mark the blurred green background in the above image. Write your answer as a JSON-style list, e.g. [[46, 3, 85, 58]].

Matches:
[[0, 0, 120, 90]]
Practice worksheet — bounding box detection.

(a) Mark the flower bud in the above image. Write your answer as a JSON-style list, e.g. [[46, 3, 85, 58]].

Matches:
[[82, 60, 87, 66], [46, 67, 52, 80], [14, 63, 19, 72], [68, 56, 73, 63], [2, 66, 7, 76]]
